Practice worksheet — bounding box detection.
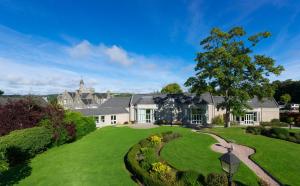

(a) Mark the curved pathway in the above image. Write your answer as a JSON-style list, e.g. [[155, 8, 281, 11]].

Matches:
[[204, 132, 280, 186]]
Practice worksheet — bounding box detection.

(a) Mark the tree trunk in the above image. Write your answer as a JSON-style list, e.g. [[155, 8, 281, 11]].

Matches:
[[225, 108, 231, 128]]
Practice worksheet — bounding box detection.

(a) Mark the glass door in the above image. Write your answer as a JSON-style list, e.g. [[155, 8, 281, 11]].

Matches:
[[244, 113, 254, 125]]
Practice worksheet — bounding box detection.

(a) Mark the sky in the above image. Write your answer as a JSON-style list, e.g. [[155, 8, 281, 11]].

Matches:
[[0, 0, 300, 95]]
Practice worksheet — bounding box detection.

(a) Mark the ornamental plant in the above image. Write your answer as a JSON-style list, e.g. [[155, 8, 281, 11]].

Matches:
[[150, 162, 171, 175], [148, 135, 162, 145]]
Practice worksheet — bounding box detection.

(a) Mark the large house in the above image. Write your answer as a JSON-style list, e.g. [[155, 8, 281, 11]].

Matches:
[[57, 79, 110, 109], [57, 80, 279, 127]]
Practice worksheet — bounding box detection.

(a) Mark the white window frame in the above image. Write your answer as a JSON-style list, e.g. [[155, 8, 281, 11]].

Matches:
[[111, 115, 117, 124], [94, 116, 100, 123], [101, 115, 105, 123], [190, 108, 202, 124]]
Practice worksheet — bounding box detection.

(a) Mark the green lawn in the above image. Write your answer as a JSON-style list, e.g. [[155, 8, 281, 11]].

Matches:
[[2, 126, 260, 186], [207, 127, 300, 186], [161, 131, 259, 186]]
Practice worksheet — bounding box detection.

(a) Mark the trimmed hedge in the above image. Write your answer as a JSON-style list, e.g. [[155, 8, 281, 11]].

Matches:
[[246, 126, 300, 143], [260, 119, 288, 127], [0, 127, 52, 167], [179, 170, 204, 186], [64, 111, 96, 140], [125, 143, 164, 186]]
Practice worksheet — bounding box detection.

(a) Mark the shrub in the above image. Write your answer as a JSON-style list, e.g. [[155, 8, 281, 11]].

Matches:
[[150, 162, 171, 175], [180, 170, 203, 186], [260, 119, 288, 127], [0, 127, 52, 166], [246, 126, 264, 135], [269, 127, 289, 140], [212, 116, 224, 126], [148, 135, 162, 145], [64, 111, 96, 140], [150, 162, 176, 184], [172, 121, 183, 125], [206, 173, 228, 186], [125, 144, 163, 186], [0, 98, 45, 136], [0, 150, 8, 173], [139, 147, 159, 171], [162, 132, 182, 143], [258, 178, 270, 186]]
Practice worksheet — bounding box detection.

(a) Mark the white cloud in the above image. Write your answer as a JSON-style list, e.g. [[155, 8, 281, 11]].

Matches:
[[67, 41, 133, 65], [0, 25, 191, 95], [104, 45, 133, 65], [67, 40, 92, 58]]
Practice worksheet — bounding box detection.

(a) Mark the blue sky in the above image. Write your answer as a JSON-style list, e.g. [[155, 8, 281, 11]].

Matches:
[[0, 0, 300, 94]]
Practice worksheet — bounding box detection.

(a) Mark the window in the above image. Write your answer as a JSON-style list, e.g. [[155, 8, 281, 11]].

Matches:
[[111, 115, 116, 124], [101, 116, 105, 123], [94, 116, 100, 123], [190, 108, 202, 124], [64, 99, 67, 104]]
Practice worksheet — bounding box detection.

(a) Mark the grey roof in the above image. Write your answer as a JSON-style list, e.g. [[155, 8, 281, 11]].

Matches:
[[67, 92, 76, 98], [131, 93, 213, 106], [100, 97, 131, 108], [75, 107, 128, 116], [212, 96, 278, 108]]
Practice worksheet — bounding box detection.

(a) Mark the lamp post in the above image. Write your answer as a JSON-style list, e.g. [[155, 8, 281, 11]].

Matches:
[[219, 146, 241, 186]]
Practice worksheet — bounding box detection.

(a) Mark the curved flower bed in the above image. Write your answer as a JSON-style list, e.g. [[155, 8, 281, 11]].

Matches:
[[125, 131, 181, 186], [125, 131, 230, 186]]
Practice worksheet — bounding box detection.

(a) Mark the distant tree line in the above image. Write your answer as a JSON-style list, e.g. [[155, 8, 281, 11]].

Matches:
[[273, 80, 300, 103]]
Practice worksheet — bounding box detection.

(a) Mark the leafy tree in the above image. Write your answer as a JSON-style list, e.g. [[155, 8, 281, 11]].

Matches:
[[161, 83, 183, 94], [273, 80, 300, 103], [0, 90, 4, 96], [280, 93, 291, 104], [0, 98, 45, 136], [185, 27, 284, 127]]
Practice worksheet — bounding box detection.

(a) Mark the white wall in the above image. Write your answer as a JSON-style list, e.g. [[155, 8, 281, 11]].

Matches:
[[95, 113, 130, 127]]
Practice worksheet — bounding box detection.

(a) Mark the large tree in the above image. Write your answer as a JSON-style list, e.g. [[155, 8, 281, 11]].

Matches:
[[161, 83, 183, 94], [280, 93, 291, 105], [0, 90, 4, 96], [185, 27, 284, 127]]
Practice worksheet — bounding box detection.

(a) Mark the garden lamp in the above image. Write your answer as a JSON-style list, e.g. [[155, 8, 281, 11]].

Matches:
[[219, 146, 241, 186]]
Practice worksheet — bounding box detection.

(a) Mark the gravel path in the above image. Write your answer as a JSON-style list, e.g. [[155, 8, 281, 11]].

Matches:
[[206, 133, 280, 186]]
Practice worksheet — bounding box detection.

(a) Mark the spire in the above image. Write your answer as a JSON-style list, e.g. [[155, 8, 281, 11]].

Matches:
[[79, 78, 84, 93]]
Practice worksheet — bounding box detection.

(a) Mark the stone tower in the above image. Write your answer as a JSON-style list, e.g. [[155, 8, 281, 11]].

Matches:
[[79, 79, 84, 93]]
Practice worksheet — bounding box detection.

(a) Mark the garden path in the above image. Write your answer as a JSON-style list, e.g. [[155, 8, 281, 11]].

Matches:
[[201, 132, 280, 186]]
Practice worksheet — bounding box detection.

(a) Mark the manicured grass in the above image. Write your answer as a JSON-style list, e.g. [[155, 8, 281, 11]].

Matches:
[[10, 126, 259, 186], [206, 127, 300, 186], [161, 131, 259, 186]]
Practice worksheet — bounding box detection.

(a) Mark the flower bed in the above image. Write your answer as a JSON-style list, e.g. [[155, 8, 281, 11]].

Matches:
[[125, 131, 229, 186]]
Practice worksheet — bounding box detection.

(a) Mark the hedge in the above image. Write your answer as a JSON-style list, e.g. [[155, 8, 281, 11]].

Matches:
[[246, 126, 300, 144], [125, 143, 164, 186], [0, 126, 52, 167], [64, 111, 96, 140]]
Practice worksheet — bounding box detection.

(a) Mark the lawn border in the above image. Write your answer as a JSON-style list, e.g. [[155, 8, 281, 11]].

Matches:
[[203, 130, 283, 186]]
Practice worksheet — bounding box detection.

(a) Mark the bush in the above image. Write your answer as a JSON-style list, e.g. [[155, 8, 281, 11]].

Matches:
[[125, 143, 164, 186], [0, 150, 8, 173], [0, 98, 45, 136], [260, 119, 288, 127], [212, 116, 224, 126], [180, 170, 203, 186], [246, 126, 264, 135], [269, 127, 289, 140], [0, 127, 52, 166], [258, 178, 270, 186], [206, 173, 228, 186], [162, 132, 182, 143], [64, 111, 96, 140], [139, 147, 159, 171], [148, 135, 162, 145]]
